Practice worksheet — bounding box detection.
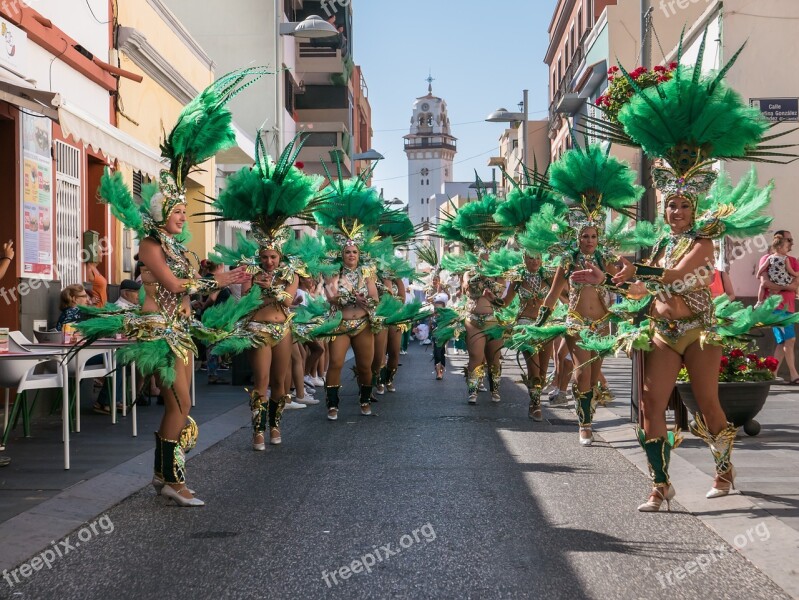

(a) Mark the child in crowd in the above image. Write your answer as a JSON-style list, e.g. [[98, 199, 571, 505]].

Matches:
[[758, 233, 799, 302]]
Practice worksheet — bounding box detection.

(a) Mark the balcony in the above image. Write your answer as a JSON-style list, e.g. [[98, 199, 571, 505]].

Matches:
[[296, 39, 346, 76], [548, 44, 585, 136], [296, 121, 352, 177], [403, 136, 457, 153]]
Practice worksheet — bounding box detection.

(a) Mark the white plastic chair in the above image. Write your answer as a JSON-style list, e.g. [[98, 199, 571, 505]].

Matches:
[[0, 347, 66, 466]]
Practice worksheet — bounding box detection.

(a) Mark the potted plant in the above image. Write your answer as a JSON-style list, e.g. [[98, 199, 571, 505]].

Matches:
[[676, 343, 779, 436]]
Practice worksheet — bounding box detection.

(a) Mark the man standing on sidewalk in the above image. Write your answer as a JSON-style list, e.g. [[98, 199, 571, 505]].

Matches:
[[758, 230, 799, 383]]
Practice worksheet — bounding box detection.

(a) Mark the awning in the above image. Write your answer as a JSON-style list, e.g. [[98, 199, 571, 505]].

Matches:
[[0, 72, 59, 121], [53, 97, 165, 178]]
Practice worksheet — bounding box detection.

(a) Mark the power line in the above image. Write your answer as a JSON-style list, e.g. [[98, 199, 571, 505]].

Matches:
[[372, 147, 498, 183]]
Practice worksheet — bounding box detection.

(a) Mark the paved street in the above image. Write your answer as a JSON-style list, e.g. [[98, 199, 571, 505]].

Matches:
[[0, 345, 793, 599]]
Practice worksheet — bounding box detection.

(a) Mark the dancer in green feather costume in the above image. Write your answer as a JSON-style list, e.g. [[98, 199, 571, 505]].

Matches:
[[201, 131, 324, 449], [76, 67, 268, 507], [580, 29, 798, 512], [495, 166, 567, 420], [436, 186, 514, 405]]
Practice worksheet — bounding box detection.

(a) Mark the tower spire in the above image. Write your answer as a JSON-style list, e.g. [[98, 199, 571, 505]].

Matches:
[[426, 71, 435, 94]]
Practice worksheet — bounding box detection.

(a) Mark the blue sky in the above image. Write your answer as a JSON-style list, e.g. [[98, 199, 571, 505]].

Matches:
[[353, 0, 559, 202]]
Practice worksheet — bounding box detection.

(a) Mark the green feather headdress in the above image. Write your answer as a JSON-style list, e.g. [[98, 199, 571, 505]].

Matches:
[[578, 27, 796, 226], [97, 67, 270, 238], [453, 193, 512, 252], [313, 158, 383, 250], [548, 141, 643, 235], [199, 131, 322, 252]]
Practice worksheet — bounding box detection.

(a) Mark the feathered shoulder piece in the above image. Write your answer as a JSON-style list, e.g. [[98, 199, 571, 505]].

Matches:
[[693, 167, 774, 239], [494, 163, 567, 236], [313, 159, 383, 249], [200, 132, 322, 250]]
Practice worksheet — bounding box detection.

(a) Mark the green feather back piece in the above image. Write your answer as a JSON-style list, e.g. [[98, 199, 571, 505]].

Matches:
[[378, 211, 416, 245], [440, 252, 478, 275], [161, 67, 272, 187], [314, 161, 384, 232], [453, 194, 512, 248], [482, 248, 524, 278], [282, 234, 341, 278], [715, 295, 799, 338], [415, 242, 439, 270], [211, 337, 257, 358], [696, 167, 774, 238], [517, 204, 571, 258], [494, 173, 567, 234], [604, 215, 661, 253], [548, 143, 643, 216], [210, 231, 260, 268]]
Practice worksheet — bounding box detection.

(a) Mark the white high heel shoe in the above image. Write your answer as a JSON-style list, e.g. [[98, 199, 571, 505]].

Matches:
[[252, 433, 266, 451], [327, 408, 338, 421], [706, 466, 736, 498], [579, 426, 594, 446], [160, 485, 205, 507], [638, 484, 675, 512], [270, 427, 282, 445], [152, 477, 194, 495]]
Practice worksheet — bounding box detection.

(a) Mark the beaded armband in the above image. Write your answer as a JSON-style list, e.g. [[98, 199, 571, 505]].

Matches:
[[633, 264, 665, 282], [603, 273, 630, 292]]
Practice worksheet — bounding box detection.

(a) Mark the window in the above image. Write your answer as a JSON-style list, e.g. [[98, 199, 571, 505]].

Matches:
[[578, 8, 583, 39], [570, 26, 575, 57], [55, 141, 81, 286]]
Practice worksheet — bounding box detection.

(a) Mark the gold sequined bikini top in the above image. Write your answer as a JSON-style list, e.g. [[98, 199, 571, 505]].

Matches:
[[338, 265, 372, 307]]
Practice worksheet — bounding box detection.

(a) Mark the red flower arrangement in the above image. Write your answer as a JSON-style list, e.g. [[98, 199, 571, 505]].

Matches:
[[679, 344, 778, 383], [295, 161, 305, 169], [595, 62, 679, 123]]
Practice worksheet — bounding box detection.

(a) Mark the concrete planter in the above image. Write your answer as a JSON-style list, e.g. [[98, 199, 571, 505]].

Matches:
[[676, 380, 772, 436]]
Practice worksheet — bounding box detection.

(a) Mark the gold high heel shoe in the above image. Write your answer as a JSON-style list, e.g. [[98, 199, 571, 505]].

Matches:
[[638, 485, 675, 512], [706, 466, 736, 498]]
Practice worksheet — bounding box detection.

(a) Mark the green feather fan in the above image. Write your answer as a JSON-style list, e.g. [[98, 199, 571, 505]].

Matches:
[[494, 178, 566, 233], [415, 242, 439, 269], [210, 337, 258, 358], [98, 169, 146, 238], [314, 165, 384, 232], [517, 204, 570, 257], [453, 194, 512, 248], [75, 315, 125, 339], [482, 248, 524, 278], [202, 287, 263, 331], [210, 231, 260, 268]]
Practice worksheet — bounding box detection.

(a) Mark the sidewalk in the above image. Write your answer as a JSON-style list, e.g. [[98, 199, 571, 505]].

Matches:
[[596, 356, 799, 597]]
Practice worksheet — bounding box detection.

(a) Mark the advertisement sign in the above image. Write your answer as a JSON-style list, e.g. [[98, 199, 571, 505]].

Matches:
[[0, 17, 27, 77], [750, 98, 799, 123], [20, 111, 54, 278]]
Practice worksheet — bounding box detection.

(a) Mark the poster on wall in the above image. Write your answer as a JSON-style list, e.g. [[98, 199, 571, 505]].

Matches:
[[20, 112, 53, 279]]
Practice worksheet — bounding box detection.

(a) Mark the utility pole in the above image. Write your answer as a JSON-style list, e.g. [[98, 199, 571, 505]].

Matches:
[[632, 0, 654, 425]]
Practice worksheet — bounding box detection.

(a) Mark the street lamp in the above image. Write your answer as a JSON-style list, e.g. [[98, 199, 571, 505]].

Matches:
[[279, 15, 339, 38], [486, 89, 529, 170], [352, 149, 385, 161]]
